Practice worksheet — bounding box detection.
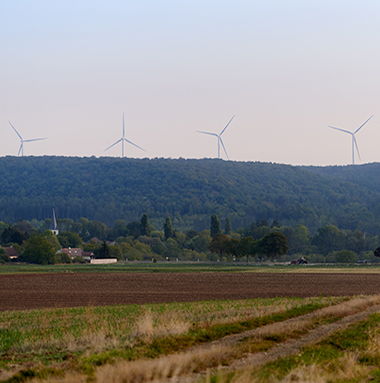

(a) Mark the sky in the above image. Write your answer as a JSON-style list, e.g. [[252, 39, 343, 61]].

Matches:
[[1, 1, 380, 166]]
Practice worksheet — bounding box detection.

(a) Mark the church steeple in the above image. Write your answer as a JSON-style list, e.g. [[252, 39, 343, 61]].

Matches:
[[49, 209, 59, 236]]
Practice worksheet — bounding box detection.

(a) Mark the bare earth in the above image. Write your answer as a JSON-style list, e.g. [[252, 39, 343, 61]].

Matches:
[[2, 272, 380, 311]]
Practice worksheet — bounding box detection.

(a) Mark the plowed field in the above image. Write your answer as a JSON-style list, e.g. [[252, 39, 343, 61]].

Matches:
[[2, 272, 380, 311]]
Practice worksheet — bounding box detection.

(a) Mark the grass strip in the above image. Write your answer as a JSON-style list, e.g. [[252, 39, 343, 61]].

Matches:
[[249, 312, 380, 382], [143, 303, 324, 358], [79, 301, 327, 375], [2, 263, 380, 275], [0, 298, 340, 382]]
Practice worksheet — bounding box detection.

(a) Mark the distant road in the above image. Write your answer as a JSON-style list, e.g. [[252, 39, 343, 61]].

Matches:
[[1, 272, 379, 311]]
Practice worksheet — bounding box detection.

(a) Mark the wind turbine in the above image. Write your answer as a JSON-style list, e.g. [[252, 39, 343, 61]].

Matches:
[[329, 115, 373, 165], [8, 121, 47, 157], [197, 115, 235, 160], [104, 113, 145, 158]]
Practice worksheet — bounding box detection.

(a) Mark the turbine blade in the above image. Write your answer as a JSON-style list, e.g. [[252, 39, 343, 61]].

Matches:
[[353, 136, 361, 161], [328, 126, 353, 135], [23, 138, 47, 142], [219, 137, 229, 160], [122, 113, 125, 138], [220, 115, 235, 136], [354, 115, 374, 134], [8, 121, 23, 140], [196, 131, 218, 137], [17, 144, 22, 156], [104, 139, 122, 152], [124, 138, 145, 151]]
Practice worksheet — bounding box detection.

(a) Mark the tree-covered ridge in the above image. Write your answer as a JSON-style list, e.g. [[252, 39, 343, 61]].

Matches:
[[304, 162, 380, 191], [0, 156, 379, 234]]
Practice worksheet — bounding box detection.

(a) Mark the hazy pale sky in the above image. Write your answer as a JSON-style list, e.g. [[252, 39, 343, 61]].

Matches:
[[1, 1, 379, 165]]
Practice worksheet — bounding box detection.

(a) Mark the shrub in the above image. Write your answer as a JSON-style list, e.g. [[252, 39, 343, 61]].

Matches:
[[22, 236, 56, 265], [74, 255, 86, 263], [0, 248, 10, 263], [59, 253, 72, 264], [335, 249, 357, 263]]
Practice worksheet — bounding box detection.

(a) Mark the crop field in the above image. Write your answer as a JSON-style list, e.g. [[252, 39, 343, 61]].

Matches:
[[3, 266, 380, 382], [2, 271, 380, 312]]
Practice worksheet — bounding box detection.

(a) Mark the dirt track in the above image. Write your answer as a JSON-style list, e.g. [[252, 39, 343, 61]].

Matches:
[[2, 272, 380, 311]]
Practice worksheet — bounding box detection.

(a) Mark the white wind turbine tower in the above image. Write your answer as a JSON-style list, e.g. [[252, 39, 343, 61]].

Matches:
[[8, 121, 47, 157], [104, 113, 145, 158], [329, 115, 373, 165], [197, 115, 235, 160]]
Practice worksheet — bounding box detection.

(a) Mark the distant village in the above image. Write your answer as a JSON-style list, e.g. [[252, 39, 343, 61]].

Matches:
[[1, 208, 380, 266]]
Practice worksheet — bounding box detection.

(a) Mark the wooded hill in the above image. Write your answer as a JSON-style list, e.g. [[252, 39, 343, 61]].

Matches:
[[1, 156, 380, 234]]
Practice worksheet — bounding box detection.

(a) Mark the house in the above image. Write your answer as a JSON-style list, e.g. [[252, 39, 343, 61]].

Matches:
[[59, 247, 83, 258], [3, 246, 19, 259], [81, 251, 96, 261], [57, 248, 95, 262]]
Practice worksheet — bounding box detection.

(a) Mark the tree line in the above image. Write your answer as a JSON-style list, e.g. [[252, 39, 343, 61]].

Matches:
[[1, 213, 380, 265]]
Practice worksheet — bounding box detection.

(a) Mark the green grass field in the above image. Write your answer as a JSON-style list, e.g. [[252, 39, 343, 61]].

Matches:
[[0, 295, 345, 382], [1, 261, 380, 275], [3, 295, 380, 382]]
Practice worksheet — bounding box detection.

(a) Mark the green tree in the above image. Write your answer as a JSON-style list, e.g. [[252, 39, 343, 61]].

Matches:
[[174, 231, 186, 248], [236, 236, 255, 263], [210, 214, 221, 237], [152, 242, 167, 256], [42, 230, 61, 251], [140, 214, 152, 237], [346, 230, 365, 254], [208, 234, 229, 260], [271, 220, 280, 228], [250, 224, 271, 240], [188, 230, 211, 253], [165, 238, 180, 259], [58, 252, 72, 264], [0, 248, 10, 263], [87, 220, 108, 240], [110, 220, 127, 239], [224, 218, 232, 235], [22, 236, 56, 265], [96, 240, 110, 258], [254, 241, 267, 263], [126, 221, 142, 239], [57, 231, 83, 248], [80, 217, 90, 240], [294, 225, 311, 254], [312, 225, 345, 256], [109, 245, 123, 260], [335, 249, 357, 263], [1, 226, 27, 246], [164, 217, 174, 240], [258, 231, 289, 262], [225, 237, 240, 258], [186, 230, 198, 240], [83, 238, 97, 252]]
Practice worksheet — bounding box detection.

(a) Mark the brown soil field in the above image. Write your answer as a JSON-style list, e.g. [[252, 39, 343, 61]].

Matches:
[[2, 272, 380, 311]]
